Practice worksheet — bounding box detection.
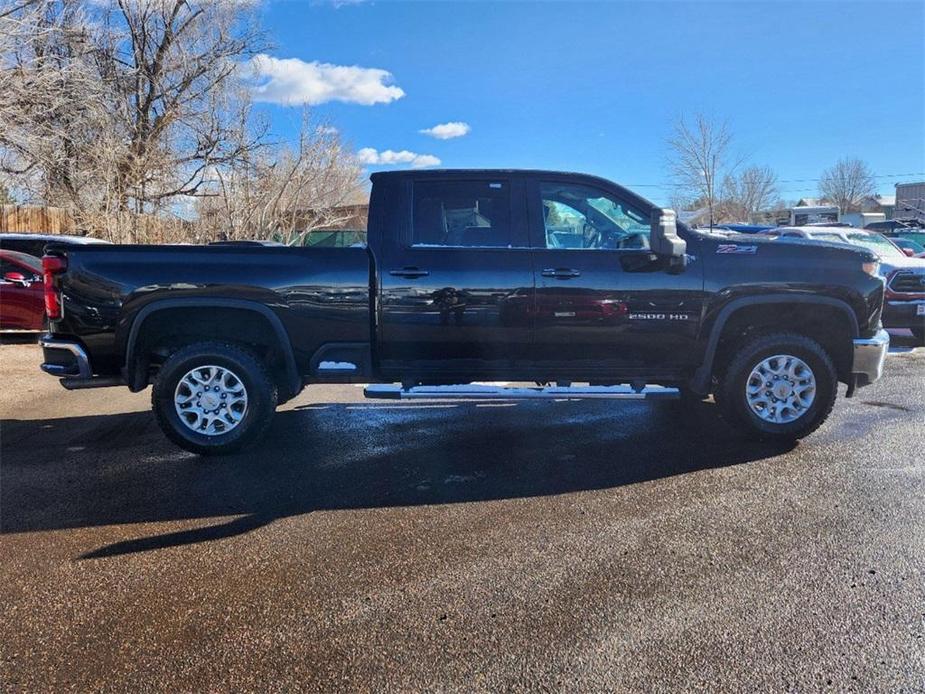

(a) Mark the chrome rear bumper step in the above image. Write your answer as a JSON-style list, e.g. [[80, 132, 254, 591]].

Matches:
[[364, 384, 680, 401]]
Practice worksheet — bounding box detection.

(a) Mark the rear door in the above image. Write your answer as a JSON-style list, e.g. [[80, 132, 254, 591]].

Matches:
[[376, 175, 534, 377], [527, 177, 703, 374]]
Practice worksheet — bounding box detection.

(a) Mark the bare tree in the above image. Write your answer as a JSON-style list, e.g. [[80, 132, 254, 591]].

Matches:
[[818, 158, 876, 213], [720, 165, 779, 222], [0, 0, 266, 238], [0, 1, 116, 213], [667, 113, 735, 227], [196, 110, 365, 243]]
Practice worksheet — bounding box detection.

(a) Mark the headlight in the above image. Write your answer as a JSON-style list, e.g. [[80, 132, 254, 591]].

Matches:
[[862, 260, 881, 277]]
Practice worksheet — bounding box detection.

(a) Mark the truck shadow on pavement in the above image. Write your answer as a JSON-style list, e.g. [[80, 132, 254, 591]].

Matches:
[[1, 399, 794, 559]]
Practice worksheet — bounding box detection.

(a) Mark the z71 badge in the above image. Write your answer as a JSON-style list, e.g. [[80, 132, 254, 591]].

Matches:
[[716, 244, 758, 255]]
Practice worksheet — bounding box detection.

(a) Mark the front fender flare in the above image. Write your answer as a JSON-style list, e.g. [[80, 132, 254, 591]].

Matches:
[[689, 294, 859, 395]]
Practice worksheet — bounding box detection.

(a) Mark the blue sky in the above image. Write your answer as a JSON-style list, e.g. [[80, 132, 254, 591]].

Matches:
[[252, 0, 925, 205]]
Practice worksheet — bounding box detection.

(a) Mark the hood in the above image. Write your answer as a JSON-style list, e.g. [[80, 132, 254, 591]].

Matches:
[[698, 229, 878, 263], [879, 254, 925, 274]]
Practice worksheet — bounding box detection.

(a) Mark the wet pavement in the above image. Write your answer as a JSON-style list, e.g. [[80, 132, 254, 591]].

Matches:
[[1, 338, 923, 691]]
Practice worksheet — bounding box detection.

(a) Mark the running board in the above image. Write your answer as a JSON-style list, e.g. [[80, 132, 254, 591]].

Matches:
[[363, 384, 680, 401]]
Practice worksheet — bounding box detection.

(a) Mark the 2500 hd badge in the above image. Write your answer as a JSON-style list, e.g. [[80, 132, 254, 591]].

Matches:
[[629, 313, 691, 320]]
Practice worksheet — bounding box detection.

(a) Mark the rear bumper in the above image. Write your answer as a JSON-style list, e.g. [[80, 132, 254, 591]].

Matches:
[[40, 336, 91, 378], [851, 329, 889, 390]]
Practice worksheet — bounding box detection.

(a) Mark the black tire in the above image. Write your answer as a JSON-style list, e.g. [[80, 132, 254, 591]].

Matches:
[[912, 327, 925, 346], [152, 341, 277, 455], [715, 332, 837, 442]]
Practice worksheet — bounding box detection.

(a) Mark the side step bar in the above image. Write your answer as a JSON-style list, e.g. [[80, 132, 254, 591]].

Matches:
[[364, 384, 680, 401]]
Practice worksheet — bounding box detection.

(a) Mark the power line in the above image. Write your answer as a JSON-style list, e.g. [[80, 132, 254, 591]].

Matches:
[[624, 171, 925, 190]]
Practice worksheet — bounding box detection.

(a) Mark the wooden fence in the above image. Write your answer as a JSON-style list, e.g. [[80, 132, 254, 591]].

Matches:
[[0, 205, 195, 244], [0, 205, 74, 234]]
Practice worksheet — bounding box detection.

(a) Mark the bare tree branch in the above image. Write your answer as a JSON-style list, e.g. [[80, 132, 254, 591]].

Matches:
[[196, 109, 364, 243], [720, 165, 779, 222], [0, 0, 267, 234], [819, 157, 876, 213]]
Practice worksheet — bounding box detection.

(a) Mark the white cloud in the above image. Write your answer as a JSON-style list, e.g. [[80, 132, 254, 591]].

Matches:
[[357, 148, 441, 169], [419, 121, 471, 140], [249, 54, 405, 106]]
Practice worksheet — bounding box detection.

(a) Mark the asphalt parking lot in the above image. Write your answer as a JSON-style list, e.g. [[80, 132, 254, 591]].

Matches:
[[1, 336, 923, 692]]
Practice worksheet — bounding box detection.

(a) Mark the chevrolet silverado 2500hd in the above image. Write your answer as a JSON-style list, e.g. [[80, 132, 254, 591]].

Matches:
[[40, 170, 889, 454]]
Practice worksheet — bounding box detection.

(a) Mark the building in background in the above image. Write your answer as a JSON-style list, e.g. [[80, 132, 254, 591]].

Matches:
[[790, 203, 839, 225], [895, 182, 925, 223]]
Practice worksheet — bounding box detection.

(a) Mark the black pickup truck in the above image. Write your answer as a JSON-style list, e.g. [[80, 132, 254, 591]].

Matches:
[[40, 169, 889, 454]]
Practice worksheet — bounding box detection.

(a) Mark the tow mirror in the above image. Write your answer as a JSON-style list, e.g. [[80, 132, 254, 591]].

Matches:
[[649, 209, 687, 268]]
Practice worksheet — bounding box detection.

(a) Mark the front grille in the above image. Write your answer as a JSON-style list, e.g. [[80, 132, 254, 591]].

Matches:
[[889, 270, 925, 295]]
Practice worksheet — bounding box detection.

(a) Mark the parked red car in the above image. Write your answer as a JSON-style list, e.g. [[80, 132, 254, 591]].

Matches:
[[0, 250, 45, 330]]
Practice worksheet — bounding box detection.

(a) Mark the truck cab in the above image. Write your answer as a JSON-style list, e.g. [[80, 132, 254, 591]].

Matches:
[[369, 170, 698, 385]]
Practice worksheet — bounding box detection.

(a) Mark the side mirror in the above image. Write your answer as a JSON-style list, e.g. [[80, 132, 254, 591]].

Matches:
[[649, 209, 687, 267], [901, 247, 916, 257]]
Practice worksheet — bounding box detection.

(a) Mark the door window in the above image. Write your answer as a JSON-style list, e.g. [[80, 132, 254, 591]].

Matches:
[[412, 180, 512, 248], [540, 182, 650, 250], [1, 259, 36, 280]]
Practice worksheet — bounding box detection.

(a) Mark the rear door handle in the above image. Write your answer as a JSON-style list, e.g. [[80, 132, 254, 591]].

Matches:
[[541, 268, 581, 279], [389, 267, 430, 279]]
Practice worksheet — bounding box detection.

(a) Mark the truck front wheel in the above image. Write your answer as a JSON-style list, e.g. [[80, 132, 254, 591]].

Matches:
[[715, 332, 837, 441], [152, 341, 278, 455]]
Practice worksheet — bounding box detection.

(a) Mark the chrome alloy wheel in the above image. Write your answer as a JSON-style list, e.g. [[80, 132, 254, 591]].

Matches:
[[745, 354, 816, 424], [174, 365, 248, 436]]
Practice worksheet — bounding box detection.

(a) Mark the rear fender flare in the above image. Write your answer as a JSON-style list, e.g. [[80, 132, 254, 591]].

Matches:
[[123, 298, 300, 396]]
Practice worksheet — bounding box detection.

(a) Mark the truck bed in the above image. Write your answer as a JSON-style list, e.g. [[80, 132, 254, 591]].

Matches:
[[47, 243, 373, 379]]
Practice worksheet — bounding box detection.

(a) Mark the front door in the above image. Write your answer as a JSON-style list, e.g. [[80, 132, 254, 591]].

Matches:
[[527, 178, 703, 375], [377, 176, 534, 377], [0, 256, 44, 330]]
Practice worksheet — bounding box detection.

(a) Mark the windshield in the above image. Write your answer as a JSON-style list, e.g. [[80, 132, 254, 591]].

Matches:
[[894, 238, 925, 254], [841, 232, 905, 259]]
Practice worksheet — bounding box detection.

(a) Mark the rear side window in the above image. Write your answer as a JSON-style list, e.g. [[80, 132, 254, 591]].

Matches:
[[412, 180, 511, 247]]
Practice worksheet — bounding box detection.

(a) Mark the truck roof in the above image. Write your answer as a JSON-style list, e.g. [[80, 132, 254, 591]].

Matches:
[[369, 168, 656, 208]]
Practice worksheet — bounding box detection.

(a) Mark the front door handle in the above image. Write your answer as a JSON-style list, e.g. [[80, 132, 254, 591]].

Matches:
[[541, 268, 581, 279], [389, 267, 430, 279]]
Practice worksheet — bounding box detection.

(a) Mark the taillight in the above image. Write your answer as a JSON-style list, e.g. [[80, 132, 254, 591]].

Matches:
[[42, 255, 67, 320]]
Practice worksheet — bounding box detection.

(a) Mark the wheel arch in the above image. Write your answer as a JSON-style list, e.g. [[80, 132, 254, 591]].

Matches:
[[123, 298, 301, 400], [691, 295, 859, 395]]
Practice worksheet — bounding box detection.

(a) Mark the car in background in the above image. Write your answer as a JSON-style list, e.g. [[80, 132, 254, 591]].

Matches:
[[763, 226, 925, 343], [0, 233, 110, 258], [288, 229, 367, 247], [891, 237, 925, 258], [884, 230, 925, 251], [865, 219, 923, 233], [0, 250, 45, 331]]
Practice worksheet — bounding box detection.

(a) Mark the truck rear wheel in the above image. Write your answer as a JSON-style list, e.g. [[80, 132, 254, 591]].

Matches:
[[715, 332, 837, 442], [152, 341, 277, 455]]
